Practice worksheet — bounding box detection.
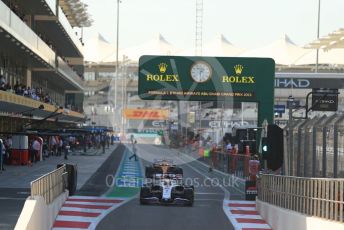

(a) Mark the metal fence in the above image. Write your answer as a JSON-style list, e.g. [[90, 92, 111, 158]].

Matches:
[[258, 174, 344, 222], [284, 113, 344, 178], [31, 165, 67, 204]]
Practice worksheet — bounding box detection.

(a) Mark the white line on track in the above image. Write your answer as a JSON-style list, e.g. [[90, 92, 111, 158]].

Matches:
[[230, 214, 262, 219], [227, 207, 257, 211], [195, 192, 224, 195], [195, 198, 224, 201], [60, 207, 106, 213], [64, 201, 114, 206], [55, 215, 98, 222], [0, 197, 26, 200]]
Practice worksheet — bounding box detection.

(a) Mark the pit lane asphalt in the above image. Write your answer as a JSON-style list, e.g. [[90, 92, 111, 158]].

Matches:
[[96, 144, 243, 230], [0, 144, 124, 230]]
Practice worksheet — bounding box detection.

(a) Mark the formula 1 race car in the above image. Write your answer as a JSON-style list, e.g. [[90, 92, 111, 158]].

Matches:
[[145, 160, 183, 178], [140, 177, 194, 206]]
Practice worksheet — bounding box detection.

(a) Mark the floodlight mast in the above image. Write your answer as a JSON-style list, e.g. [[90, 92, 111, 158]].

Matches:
[[195, 0, 203, 56]]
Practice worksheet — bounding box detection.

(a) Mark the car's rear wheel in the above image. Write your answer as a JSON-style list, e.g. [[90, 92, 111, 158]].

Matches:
[[145, 167, 154, 178], [167, 167, 183, 176]]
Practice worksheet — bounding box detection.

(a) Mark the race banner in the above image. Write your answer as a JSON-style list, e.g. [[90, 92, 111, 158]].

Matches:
[[123, 108, 169, 120]]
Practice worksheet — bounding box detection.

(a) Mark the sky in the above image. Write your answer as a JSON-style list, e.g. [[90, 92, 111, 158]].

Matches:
[[81, 0, 344, 50]]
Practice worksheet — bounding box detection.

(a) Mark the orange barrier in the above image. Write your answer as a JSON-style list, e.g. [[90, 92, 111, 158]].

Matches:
[[11, 149, 29, 165]]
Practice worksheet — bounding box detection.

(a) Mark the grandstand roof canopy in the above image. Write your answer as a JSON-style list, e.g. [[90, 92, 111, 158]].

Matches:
[[306, 28, 344, 51], [103, 34, 179, 62], [239, 35, 309, 66], [294, 48, 344, 65], [84, 33, 115, 63], [178, 34, 244, 56], [84, 33, 344, 66], [59, 0, 93, 27]]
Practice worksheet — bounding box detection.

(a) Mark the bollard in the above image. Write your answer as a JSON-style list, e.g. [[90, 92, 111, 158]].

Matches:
[[244, 146, 250, 177], [230, 149, 237, 174]]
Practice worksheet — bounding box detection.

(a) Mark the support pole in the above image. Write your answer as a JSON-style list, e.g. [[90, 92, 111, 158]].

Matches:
[[315, 0, 321, 73]]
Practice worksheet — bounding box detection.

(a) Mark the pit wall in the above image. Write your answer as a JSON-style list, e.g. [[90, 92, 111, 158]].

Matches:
[[256, 199, 344, 230], [15, 191, 68, 230]]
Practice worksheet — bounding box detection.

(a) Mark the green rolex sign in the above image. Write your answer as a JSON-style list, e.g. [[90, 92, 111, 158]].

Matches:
[[138, 55, 275, 126]]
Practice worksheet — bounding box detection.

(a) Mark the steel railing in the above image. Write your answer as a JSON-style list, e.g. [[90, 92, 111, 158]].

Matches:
[[58, 7, 84, 53], [0, 90, 85, 118], [258, 174, 344, 222], [57, 56, 84, 90], [0, 90, 56, 112], [31, 165, 67, 204]]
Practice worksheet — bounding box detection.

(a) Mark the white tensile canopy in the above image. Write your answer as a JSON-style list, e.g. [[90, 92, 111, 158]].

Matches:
[[84, 33, 116, 63], [239, 34, 310, 66], [177, 34, 244, 57], [294, 49, 344, 65], [300, 27, 344, 66], [85, 32, 344, 66], [103, 34, 179, 62], [306, 28, 344, 51]]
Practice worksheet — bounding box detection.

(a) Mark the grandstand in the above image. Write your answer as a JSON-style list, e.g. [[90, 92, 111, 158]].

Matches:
[[0, 0, 91, 132]]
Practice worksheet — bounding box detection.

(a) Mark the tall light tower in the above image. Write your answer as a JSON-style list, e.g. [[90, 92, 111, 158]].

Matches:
[[195, 0, 203, 56], [179, 0, 204, 141], [195, 0, 204, 136], [115, 0, 120, 110], [114, 0, 121, 134]]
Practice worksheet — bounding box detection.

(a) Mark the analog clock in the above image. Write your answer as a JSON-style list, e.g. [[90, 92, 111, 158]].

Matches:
[[190, 61, 212, 83]]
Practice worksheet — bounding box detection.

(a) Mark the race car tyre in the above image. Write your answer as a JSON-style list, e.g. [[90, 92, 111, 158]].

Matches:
[[167, 167, 183, 176], [145, 167, 154, 178], [184, 189, 194, 206], [140, 187, 151, 205], [145, 166, 163, 178]]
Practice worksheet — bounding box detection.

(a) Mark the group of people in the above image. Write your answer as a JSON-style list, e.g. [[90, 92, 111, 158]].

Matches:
[[0, 76, 83, 113], [0, 77, 56, 105], [0, 132, 120, 170], [41, 136, 71, 161]]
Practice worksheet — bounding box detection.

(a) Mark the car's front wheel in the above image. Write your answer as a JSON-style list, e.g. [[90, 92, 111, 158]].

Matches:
[[140, 187, 151, 205]]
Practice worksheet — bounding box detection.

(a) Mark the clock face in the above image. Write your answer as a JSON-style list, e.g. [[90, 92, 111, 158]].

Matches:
[[190, 61, 212, 83]]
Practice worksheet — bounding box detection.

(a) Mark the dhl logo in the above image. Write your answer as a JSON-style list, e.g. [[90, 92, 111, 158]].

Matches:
[[132, 111, 162, 118], [124, 109, 169, 120]]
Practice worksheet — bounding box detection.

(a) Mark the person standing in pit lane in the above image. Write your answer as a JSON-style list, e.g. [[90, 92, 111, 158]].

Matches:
[[1, 140, 6, 170], [58, 137, 63, 156], [101, 134, 106, 154], [63, 138, 70, 160], [249, 154, 260, 181], [129, 140, 138, 161], [30, 139, 41, 165], [111, 134, 115, 145], [106, 134, 110, 148]]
